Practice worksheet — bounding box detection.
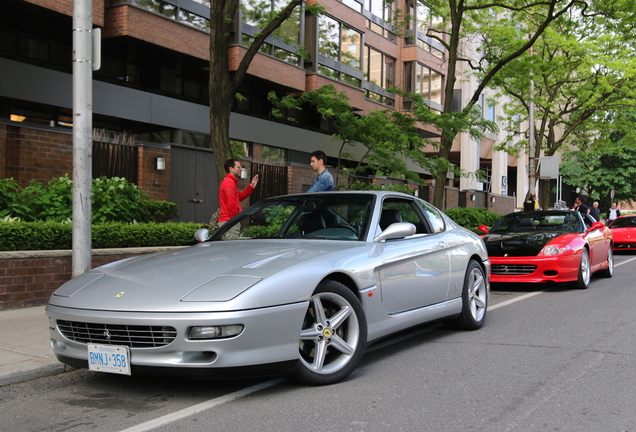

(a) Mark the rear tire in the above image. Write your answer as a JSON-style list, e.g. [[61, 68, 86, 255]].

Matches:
[[443, 260, 488, 330], [597, 246, 614, 278]]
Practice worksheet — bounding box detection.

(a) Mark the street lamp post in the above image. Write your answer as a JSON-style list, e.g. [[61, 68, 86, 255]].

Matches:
[[72, 0, 93, 277]]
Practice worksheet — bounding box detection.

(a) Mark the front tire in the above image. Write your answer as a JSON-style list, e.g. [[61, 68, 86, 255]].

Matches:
[[573, 248, 591, 289], [443, 260, 488, 330], [291, 280, 367, 385]]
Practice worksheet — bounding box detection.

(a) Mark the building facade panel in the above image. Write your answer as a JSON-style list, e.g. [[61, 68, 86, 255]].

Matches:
[[103, 5, 209, 60]]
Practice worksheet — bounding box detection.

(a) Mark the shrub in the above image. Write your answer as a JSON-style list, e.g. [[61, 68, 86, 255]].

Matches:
[[140, 200, 179, 222], [444, 207, 502, 233], [0, 175, 179, 223], [0, 178, 31, 219], [0, 221, 202, 251]]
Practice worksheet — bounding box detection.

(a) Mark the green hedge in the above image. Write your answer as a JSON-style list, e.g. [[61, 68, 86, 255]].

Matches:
[[0, 222, 204, 251], [444, 207, 503, 234]]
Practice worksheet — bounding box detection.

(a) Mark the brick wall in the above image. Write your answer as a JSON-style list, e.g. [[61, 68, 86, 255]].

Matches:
[[137, 145, 170, 202], [287, 165, 316, 194], [0, 253, 137, 310], [0, 125, 74, 188], [487, 194, 515, 215]]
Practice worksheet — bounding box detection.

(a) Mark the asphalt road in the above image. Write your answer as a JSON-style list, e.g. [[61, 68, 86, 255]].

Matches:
[[2, 254, 636, 432]]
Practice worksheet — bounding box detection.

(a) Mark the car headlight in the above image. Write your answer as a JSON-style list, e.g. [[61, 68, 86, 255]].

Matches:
[[542, 245, 569, 256], [189, 325, 244, 340]]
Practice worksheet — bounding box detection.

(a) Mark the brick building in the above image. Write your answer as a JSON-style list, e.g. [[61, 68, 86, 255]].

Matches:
[[1, 0, 517, 223]]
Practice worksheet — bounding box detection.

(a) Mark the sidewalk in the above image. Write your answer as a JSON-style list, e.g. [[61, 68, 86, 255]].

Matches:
[[0, 305, 70, 386]]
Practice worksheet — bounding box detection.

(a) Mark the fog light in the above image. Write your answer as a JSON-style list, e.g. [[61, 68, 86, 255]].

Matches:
[[189, 325, 244, 340]]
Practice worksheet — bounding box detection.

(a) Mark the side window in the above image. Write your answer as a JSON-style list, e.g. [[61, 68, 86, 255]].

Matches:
[[417, 200, 445, 233], [381, 199, 430, 234]]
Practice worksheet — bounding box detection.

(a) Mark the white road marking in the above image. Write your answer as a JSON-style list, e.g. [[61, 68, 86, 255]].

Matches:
[[118, 378, 285, 432], [489, 291, 545, 310], [614, 255, 636, 267], [120, 255, 636, 431]]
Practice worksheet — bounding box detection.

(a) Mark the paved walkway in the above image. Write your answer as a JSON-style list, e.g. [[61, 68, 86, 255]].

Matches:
[[0, 305, 69, 386]]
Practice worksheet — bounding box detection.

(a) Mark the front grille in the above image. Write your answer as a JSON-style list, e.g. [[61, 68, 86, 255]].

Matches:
[[615, 243, 636, 249], [57, 320, 177, 348], [491, 264, 536, 275]]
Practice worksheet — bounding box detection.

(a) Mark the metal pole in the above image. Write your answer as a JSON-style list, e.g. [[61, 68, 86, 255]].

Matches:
[[528, 77, 535, 196], [72, 0, 93, 277]]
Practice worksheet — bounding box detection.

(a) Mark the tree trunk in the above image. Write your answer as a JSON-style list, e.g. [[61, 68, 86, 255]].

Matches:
[[210, 103, 233, 181], [432, 136, 453, 209], [210, 0, 238, 183]]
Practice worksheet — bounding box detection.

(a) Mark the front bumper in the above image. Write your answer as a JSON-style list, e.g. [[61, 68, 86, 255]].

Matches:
[[489, 253, 581, 284], [46, 302, 308, 376]]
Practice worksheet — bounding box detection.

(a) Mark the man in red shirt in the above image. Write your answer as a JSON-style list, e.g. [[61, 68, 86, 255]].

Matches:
[[218, 158, 259, 239]]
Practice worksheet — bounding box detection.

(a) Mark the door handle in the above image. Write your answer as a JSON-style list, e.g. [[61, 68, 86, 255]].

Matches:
[[190, 198, 203, 203]]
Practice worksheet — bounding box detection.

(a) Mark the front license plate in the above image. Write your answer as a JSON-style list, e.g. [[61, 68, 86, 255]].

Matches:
[[88, 344, 131, 375]]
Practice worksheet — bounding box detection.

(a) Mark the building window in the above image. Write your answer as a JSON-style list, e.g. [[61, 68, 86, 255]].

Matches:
[[110, 0, 210, 32], [365, 0, 393, 23], [416, 3, 443, 34], [404, 62, 443, 105], [364, 46, 395, 89], [241, 0, 302, 65], [339, 0, 363, 13], [261, 145, 288, 164], [231, 140, 251, 158], [319, 15, 361, 69], [364, 0, 396, 41], [364, 46, 395, 106], [486, 102, 495, 122], [318, 15, 363, 87], [406, 2, 444, 59]]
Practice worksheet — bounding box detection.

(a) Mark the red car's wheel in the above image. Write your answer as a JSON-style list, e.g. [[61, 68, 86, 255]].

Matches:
[[598, 246, 614, 278], [572, 248, 591, 289]]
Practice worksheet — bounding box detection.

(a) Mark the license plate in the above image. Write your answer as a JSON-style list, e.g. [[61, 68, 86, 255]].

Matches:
[[88, 344, 131, 375]]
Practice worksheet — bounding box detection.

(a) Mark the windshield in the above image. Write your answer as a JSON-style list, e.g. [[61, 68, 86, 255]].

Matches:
[[210, 193, 375, 241], [490, 211, 583, 233], [609, 217, 636, 228]]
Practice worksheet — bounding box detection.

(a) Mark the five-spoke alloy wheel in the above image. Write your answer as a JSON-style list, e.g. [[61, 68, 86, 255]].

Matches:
[[443, 260, 488, 330], [292, 280, 367, 385]]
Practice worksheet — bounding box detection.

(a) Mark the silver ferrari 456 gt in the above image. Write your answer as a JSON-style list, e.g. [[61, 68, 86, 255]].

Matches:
[[46, 191, 490, 385]]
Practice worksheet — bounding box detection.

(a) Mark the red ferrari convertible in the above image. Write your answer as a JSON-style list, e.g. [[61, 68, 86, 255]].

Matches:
[[479, 210, 614, 289], [608, 215, 636, 251]]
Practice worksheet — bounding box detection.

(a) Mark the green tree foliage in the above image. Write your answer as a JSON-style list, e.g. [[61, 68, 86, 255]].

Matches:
[[416, 0, 586, 209], [560, 110, 636, 210], [491, 1, 636, 209], [269, 85, 425, 188]]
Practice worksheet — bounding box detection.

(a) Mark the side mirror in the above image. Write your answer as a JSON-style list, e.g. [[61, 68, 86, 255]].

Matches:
[[194, 228, 210, 243], [586, 221, 605, 233], [374, 222, 416, 242], [477, 225, 490, 234]]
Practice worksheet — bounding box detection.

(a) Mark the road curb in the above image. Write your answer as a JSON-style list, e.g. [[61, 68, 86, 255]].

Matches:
[[0, 362, 73, 387]]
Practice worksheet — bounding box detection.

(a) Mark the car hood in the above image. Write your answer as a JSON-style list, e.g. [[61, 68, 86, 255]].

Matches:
[[49, 240, 368, 312], [483, 231, 567, 257]]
